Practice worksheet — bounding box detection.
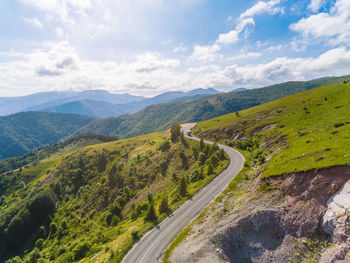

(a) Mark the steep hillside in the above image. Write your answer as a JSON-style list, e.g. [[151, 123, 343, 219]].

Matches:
[[165, 81, 350, 262], [0, 112, 94, 159], [76, 75, 350, 139], [0, 127, 228, 263]]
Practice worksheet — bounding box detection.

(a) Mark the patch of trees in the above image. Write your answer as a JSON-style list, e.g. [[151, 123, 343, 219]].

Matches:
[[0, 189, 57, 252]]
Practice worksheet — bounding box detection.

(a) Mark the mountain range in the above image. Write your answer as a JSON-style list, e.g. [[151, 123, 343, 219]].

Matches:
[[0, 88, 220, 118], [76, 75, 350, 139]]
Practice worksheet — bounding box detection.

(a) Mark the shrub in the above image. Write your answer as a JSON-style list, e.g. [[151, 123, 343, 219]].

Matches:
[[131, 231, 139, 241], [35, 238, 44, 250], [159, 140, 171, 152], [73, 241, 91, 261], [26, 247, 41, 263], [5, 256, 22, 263]]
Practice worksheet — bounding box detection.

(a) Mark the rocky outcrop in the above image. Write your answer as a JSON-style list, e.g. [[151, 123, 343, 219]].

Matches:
[[168, 166, 350, 263]]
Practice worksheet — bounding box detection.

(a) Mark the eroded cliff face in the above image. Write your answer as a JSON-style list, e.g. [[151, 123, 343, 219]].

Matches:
[[167, 166, 350, 263]]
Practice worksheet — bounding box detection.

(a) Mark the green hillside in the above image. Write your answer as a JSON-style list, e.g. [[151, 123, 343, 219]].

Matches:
[[0, 112, 94, 159], [0, 127, 228, 262], [195, 80, 350, 177], [76, 75, 350, 139]]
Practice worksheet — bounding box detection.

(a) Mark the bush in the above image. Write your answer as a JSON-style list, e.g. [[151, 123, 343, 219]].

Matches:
[[35, 238, 44, 250], [26, 247, 41, 263], [73, 241, 91, 261], [6, 256, 22, 263], [131, 231, 139, 241], [159, 140, 171, 152]]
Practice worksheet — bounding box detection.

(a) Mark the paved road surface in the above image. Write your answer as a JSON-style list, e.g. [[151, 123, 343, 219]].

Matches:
[[122, 123, 244, 263]]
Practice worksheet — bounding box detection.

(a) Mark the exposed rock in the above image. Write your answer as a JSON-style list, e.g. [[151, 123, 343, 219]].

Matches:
[[322, 180, 350, 243], [168, 166, 350, 263], [319, 244, 349, 263]]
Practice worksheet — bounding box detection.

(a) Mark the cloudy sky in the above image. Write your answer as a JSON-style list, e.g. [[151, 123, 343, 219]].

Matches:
[[0, 0, 348, 97]]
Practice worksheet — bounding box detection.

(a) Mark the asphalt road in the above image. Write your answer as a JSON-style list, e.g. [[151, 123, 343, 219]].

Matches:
[[122, 123, 245, 263]]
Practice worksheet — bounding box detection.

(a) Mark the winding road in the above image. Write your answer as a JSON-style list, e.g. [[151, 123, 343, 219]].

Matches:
[[122, 123, 245, 263]]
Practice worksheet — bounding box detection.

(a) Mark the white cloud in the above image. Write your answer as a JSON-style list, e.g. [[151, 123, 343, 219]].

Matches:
[[216, 18, 255, 45], [190, 44, 222, 62], [308, 0, 325, 12], [239, 0, 283, 20], [223, 47, 350, 87], [23, 17, 44, 29], [290, 0, 350, 46]]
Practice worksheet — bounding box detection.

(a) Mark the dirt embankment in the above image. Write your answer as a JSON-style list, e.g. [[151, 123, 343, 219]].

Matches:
[[169, 166, 350, 263]]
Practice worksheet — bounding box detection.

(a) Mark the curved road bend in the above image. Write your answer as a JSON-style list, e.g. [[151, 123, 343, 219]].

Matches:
[[122, 123, 245, 263]]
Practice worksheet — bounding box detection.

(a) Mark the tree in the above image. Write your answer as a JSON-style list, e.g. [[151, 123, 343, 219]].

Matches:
[[160, 159, 169, 176], [0, 195, 6, 206], [200, 138, 205, 151], [192, 147, 199, 160], [180, 132, 189, 148], [159, 196, 169, 214], [170, 123, 181, 143], [211, 155, 219, 167], [198, 152, 206, 165], [207, 162, 214, 176], [179, 151, 189, 170], [97, 152, 107, 172], [145, 204, 157, 221], [179, 177, 187, 197], [147, 193, 154, 205], [219, 149, 226, 160]]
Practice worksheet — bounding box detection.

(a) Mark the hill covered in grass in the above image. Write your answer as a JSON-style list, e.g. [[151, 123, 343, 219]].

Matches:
[[76, 75, 350, 139], [0, 112, 95, 159], [0, 127, 228, 262], [194, 80, 350, 177]]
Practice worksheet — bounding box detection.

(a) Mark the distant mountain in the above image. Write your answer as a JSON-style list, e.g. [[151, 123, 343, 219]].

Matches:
[[231, 88, 248, 92], [0, 112, 94, 159], [115, 88, 220, 114], [76, 75, 350, 139], [41, 99, 126, 118], [0, 90, 145, 116], [34, 88, 220, 118]]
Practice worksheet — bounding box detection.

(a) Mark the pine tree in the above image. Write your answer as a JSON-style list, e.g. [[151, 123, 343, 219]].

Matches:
[[170, 123, 181, 143], [179, 151, 189, 170], [207, 162, 214, 176], [159, 196, 169, 214], [179, 177, 187, 197], [145, 204, 157, 221], [180, 131, 189, 148], [200, 138, 205, 151]]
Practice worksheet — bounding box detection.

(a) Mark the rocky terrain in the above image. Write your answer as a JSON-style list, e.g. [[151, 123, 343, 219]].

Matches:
[[167, 166, 350, 263]]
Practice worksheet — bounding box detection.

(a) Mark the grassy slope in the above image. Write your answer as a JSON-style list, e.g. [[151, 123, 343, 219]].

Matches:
[[0, 130, 228, 262], [76, 75, 350, 139], [195, 81, 350, 177]]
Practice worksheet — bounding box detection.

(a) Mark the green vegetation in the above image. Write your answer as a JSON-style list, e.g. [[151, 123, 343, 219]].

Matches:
[[195, 81, 350, 177], [0, 112, 94, 159], [76, 75, 350, 139], [0, 126, 228, 262]]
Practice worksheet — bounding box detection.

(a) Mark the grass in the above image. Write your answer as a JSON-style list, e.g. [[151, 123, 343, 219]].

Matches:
[[195, 82, 350, 178]]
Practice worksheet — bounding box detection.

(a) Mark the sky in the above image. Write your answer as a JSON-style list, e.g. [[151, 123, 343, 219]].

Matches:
[[0, 0, 349, 97]]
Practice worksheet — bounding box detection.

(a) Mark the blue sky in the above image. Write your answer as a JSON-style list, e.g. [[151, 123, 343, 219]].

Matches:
[[0, 0, 348, 97]]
